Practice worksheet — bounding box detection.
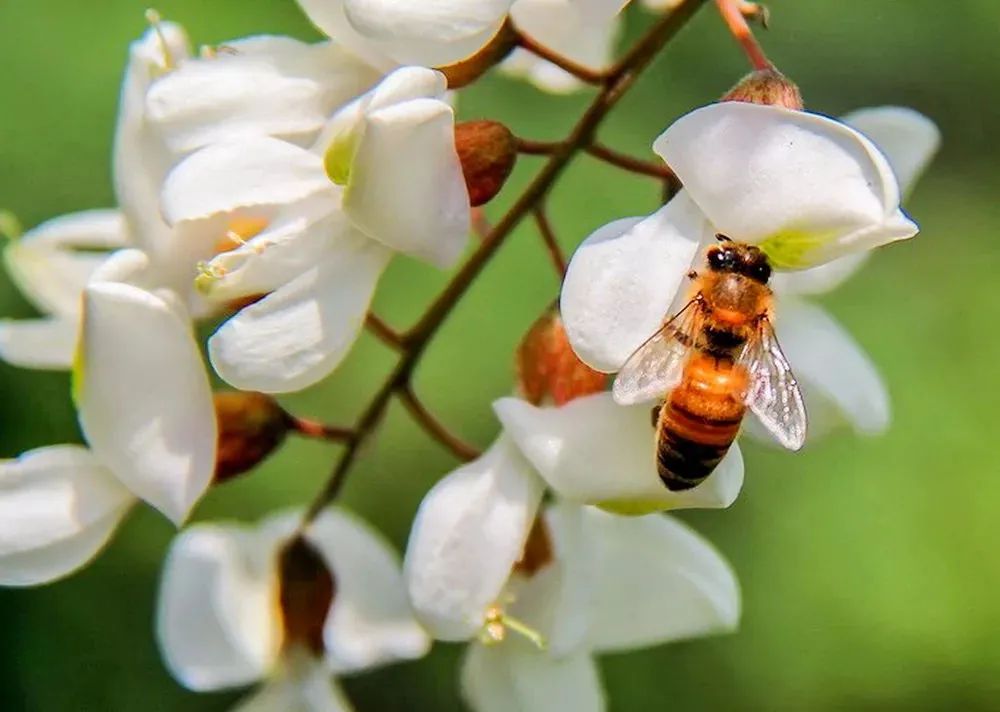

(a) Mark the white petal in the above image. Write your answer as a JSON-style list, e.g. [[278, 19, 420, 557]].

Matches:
[[404, 437, 544, 641], [345, 97, 469, 267], [161, 137, 331, 225], [298, 508, 430, 673], [147, 37, 380, 154], [654, 102, 916, 268], [235, 655, 354, 712], [342, 0, 514, 67], [294, 0, 399, 71], [773, 297, 890, 437], [0, 445, 133, 586], [584, 509, 739, 653], [78, 282, 216, 524], [208, 237, 391, 393], [157, 523, 279, 691], [461, 643, 604, 712], [841, 106, 940, 197], [0, 318, 79, 370], [560, 193, 708, 373], [495, 394, 743, 514], [15, 209, 127, 250], [769, 252, 869, 297]]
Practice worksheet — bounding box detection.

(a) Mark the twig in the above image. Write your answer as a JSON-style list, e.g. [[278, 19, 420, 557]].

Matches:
[[515, 137, 564, 156], [397, 386, 481, 462], [714, 0, 773, 70], [471, 207, 492, 240], [365, 313, 406, 350], [513, 29, 608, 86], [532, 206, 566, 278], [301, 0, 709, 525], [585, 142, 680, 184], [288, 417, 354, 443]]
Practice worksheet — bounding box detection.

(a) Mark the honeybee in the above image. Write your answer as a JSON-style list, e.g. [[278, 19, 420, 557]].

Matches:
[[613, 235, 807, 491]]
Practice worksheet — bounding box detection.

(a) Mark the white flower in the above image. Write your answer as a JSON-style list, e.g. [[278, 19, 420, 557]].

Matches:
[[503, 0, 628, 93], [561, 103, 938, 443], [404, 451, 739, 711], [163, 66, 470, 393], [157, 508, 430, 710]]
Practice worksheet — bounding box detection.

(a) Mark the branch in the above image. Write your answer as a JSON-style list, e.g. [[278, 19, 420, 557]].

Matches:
[[516, 137, 563, 156], [365, 313, 406, 350], [288, 416, 354, 443], [301, 0, 709, 525], [397, 386, 481, 462], [715, 0, 773, 70], [471, 206, 493, 241], [512, 28, 607, 86], [585, 142, 680, 184], [532, 206, 566, 278]]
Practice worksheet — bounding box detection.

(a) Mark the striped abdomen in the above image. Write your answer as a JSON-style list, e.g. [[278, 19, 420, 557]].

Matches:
[[655, 353, 747, 491]]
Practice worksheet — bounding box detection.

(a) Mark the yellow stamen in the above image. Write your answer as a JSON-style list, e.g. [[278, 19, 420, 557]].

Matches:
[[479, 604, 547, 650], [145, 8, 176, 70]]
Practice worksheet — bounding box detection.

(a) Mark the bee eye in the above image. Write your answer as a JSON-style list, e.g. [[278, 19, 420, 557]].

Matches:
[[708, 249, 732, 270], [752, 262, 772, 282]]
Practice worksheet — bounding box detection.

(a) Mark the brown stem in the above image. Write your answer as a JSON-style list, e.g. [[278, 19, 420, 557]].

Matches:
[[585, 142, 680, 185], [365, 313, 406, 350], [289, 417, 355, 443], [532, 206, 567, 278], [515, 137, 564, 156], [301, 0, 709, 525], [715, 0, 773, 70], [397, 386, 481, 462], [513, 29, 607, 86], [471, 206, 493, 241]]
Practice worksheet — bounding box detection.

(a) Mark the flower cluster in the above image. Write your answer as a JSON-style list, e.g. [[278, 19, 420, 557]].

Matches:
[[0, 1, 938, 710]]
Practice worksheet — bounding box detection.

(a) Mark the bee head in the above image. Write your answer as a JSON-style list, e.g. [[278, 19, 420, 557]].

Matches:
[[706, 239, 772, 284]]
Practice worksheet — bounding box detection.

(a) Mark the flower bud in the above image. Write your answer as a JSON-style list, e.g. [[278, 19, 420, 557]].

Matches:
[[455, 120, 518, 207], [213, 391, 290, 483], [437, 20, 518, 89], [278, 535, 335, 655], [721, 69, 803, 110], [516, 307, 607, 407]]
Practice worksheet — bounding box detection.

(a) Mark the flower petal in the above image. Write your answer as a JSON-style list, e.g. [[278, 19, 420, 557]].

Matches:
[[161, 137, 330, 225], [78, 281, 216, 524], [404, 436, 544, 641], [841, 106, 940, 197], [302, 508, 430, 673], [0, 318, 79, 370], [461, 643, 604, 712], [208, 236, 391, 393], [345, 97, 469, 267], [584, 509, 740, 653], [157, 523, 279, 691], [294, 0, 399, 71], [234, 654, 354, 712], [342, 0, 514, 67], [769, 251, 869, 297], [0, 445, 133, 586], [147, 37, 380, 154], [494, 394, 743, 514], [653, 102, 916, 268], [773, 297, 890, 437], [560, 193, 708, 373]]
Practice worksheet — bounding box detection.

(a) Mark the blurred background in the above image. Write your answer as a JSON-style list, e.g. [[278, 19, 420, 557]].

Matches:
[[2, 0, 999, 709]]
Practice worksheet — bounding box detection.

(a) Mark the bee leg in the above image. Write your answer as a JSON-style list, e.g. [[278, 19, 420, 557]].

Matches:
[[650, 405, 662, 428]]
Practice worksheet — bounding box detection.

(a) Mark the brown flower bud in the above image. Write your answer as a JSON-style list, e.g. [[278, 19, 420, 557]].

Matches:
[[516, 307, 607, 407], [721, 69, 803, 110], [213, 391, 290, 483], [455, 120, 518, 207], [437, 20, 518, 89], [278, 536, 335, 655]]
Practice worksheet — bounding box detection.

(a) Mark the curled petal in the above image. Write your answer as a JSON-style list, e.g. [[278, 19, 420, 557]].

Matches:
[[294, 0, 398, 71], [494, 394, 743, 514], [461, 643, 604, 712], [404, 437, 544, 641], [0, 318, 79, 371], [654, 102, 917, 268], [157, 523, 279, 691], [78, 281, 216, 524], [560, 193, 708, 373], [0, 446, 133, 586], [208, 237, 391, 393], [841, 106, 940, 197], [584, 509, 740, 653], [304, 509, 430, 673]]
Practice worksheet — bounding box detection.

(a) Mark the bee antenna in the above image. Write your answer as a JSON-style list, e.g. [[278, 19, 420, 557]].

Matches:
[[714, 233, 733, 243]]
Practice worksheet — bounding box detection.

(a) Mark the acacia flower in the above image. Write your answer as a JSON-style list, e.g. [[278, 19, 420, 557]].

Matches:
[[157, 509, 429, 709], [561, 102, 937, 441], [165, 66, 470, 393], [405, 454, 739, 710]]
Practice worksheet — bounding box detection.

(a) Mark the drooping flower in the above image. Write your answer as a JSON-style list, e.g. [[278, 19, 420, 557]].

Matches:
[[404, 451, 739, 711], [157, 508, 430, 710], [561, 102, 938, 443], [164, 66, 470, 393]]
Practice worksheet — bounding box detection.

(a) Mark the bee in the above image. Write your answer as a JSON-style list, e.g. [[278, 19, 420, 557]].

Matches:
[[613, 235, 807, 491]]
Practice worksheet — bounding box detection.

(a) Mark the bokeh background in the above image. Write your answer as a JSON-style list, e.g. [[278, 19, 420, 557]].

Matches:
[[2, 0, 999, 709]]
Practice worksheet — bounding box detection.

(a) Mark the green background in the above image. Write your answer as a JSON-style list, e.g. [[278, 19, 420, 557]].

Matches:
[[1, 0, 998, 709]]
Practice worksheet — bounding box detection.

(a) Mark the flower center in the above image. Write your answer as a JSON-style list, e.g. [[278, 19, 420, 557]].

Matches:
[[277, 535, 335, 656], [479, 604, 547, 651]]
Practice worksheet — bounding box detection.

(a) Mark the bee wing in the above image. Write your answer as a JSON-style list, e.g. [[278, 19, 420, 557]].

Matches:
[[612, 299, 701, 406], [741, 316, 808, 451]]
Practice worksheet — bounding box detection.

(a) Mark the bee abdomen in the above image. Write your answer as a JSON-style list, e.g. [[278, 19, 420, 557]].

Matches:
[[656, 402, 742, 491]]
